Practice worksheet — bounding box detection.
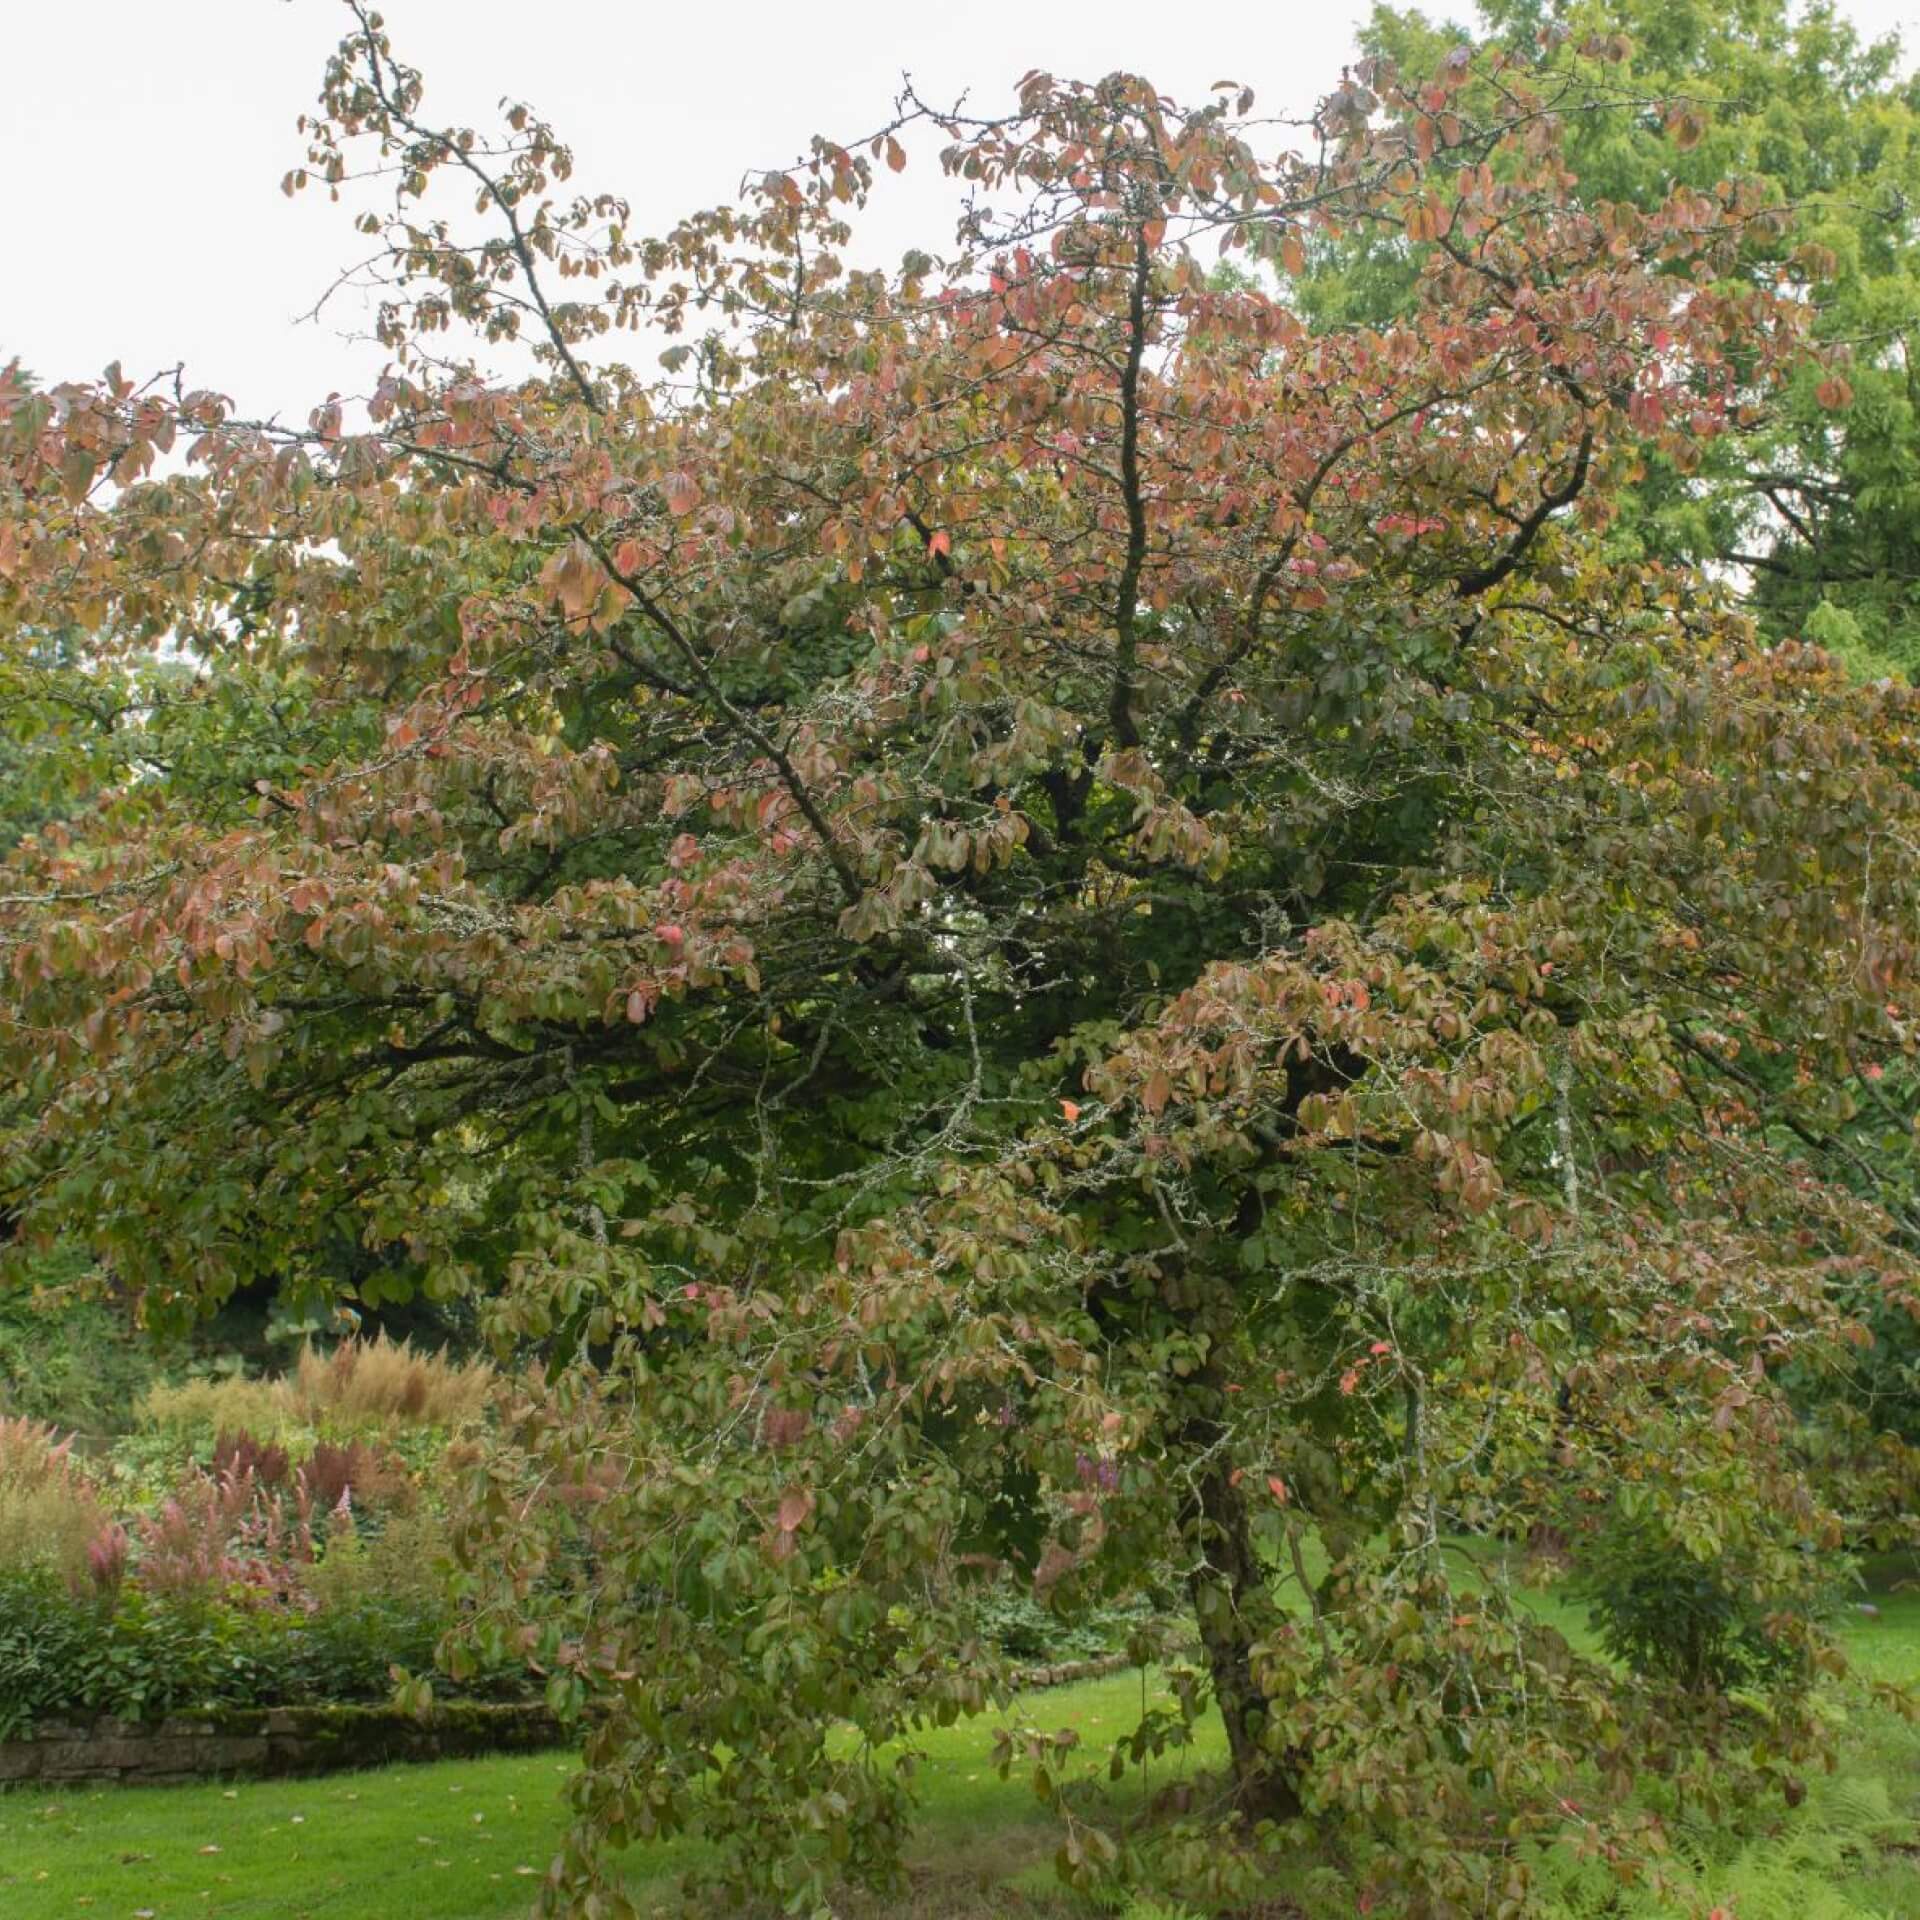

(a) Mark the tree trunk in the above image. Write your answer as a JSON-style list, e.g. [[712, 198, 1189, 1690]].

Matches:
[[1185, 1448, 1303, 1823]]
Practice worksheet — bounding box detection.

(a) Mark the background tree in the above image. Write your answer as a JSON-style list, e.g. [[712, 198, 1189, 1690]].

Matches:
[[1316, 0, 1920, 676], [2, 6, 1918, 1914]]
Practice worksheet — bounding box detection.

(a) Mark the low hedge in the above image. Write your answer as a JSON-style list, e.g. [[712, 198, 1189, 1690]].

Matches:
[[0, 1572, 530, 1739]]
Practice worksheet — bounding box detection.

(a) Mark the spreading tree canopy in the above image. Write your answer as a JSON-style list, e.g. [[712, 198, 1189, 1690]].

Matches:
[[4, 6, 1919, 1912]]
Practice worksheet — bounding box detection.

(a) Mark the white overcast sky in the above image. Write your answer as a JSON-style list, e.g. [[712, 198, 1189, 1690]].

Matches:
[[7, 0, 1920, 420]]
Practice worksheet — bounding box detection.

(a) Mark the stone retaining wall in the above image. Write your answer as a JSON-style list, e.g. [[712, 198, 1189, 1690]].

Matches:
[[0, 1701, 565, 1787], [1011, 1651, 1134, 1690], [0, 1653, 1138, 1788]]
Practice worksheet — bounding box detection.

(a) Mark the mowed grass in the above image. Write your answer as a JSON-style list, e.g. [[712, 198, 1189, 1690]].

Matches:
[[4, 1575, 1917, 1920], [0, 1667, 1218, 1920], [1, 1749, 583, 1920]]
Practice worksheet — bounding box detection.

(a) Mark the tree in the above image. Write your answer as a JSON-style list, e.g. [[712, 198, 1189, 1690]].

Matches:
[[3, 6, 1918, 1912], [1319, 0, 1920, 677]]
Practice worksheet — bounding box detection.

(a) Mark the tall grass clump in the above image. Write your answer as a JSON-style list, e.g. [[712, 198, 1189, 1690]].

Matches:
[[289, 1334, 493, 1426], [0, 1415, 109, 1588], [138, 1335, 493, 1449]]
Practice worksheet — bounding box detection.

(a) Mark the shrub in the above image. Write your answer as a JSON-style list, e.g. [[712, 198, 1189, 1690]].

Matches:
[[0, 1572, 105, 1737], [0, 1255, 165, 1437], [0, 1413, 77, 1483], [84, 1523, 129, 1599], [0, 1416, 106, 1589], [0, 1559, 529, 1738], [135, 1464, 315, 1603], [212, 1429, 290, 1487], [966, 1578, 1155, 1664], [297, 1438, 412, 1515], [0, 1572, 272, 1737], [1575, 1505, 1835, 1694], [269, 1593, 450, 1705], [305, 1503, 451, 1617], [137, 1375, 281, 1447]]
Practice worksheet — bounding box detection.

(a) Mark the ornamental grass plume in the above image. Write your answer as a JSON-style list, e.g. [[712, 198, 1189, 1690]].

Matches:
[[0, 1415, 107, 1591]]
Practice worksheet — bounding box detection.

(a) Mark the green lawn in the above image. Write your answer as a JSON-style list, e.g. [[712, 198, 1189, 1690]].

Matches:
[[0, 1667, 1216, 1920], [4, 1588, 1917, 1920]]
